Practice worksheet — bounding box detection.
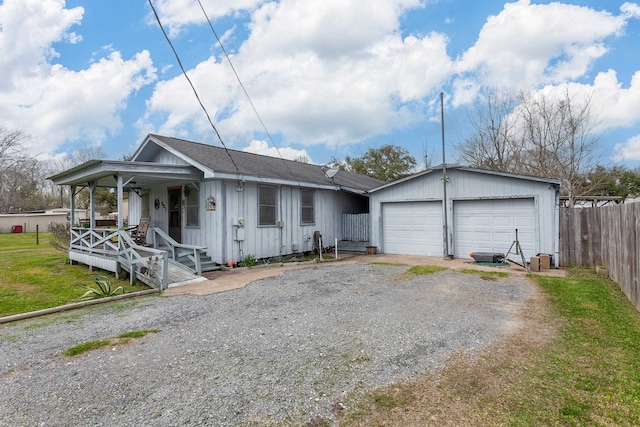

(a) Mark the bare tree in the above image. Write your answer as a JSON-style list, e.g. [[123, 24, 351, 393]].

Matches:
[[517, 90, 600, 205], [456, 89, 601, 205], [455, 90, 521, 172], [0, 128, 42, 213]]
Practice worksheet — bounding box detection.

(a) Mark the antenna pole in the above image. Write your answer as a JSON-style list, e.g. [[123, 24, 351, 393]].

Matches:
[[441, 91, 450, 258]]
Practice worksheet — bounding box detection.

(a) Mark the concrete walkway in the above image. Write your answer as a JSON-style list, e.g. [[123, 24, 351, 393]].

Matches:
[[163, 253, 565, 296]]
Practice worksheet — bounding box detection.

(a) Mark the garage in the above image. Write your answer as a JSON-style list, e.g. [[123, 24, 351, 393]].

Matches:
[[368, 166, 559, 265], [453, 198, 536, 259], [382, 201, 442, 256]]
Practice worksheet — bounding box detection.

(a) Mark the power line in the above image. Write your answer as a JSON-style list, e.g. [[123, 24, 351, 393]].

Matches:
[[196, 0, 301, 186], [147, 0, 242, 177]]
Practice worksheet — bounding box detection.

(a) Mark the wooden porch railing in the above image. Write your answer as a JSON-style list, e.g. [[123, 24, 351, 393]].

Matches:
[[69, 227, 170, 290], [151, 228, 207, 275], [118, 231, 169, 290], [70, 227, 119, 254]]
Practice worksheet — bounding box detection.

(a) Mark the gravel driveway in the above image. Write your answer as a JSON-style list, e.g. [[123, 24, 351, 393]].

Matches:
[[0, 263, 531, 426]]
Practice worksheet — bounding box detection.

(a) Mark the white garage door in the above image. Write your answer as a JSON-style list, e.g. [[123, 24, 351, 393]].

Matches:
[[453, 198, 536, 259], [382, 202, 443, 256]]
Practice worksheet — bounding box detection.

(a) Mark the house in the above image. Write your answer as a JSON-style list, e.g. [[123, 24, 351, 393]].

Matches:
[[49, 134, 383, 288], [368, 165, 560, 266]]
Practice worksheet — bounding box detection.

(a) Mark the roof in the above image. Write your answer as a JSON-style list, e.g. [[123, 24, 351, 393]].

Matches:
[[136, 134, 384, 193], [369, 164, 561, 193]]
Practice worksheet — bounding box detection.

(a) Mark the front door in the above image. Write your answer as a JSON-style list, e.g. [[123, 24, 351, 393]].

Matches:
[[168, 187, 182, 243]]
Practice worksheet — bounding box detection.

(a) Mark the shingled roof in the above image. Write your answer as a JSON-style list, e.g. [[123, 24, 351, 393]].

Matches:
[[146, 134, 384, 193]]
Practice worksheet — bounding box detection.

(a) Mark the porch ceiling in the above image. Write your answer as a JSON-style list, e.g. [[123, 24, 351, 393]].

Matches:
[[48, 160, 203, 188]]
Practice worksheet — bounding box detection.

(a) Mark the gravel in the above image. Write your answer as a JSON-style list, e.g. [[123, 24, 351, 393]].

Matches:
[[0, 263, 530, 426]]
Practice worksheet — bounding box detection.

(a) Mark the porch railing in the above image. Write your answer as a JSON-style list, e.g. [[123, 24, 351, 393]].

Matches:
[[151, 227, 207, 275], [69, 227, 169, 290], [118, 231, 169, 290], [70, 227, 119, 254]]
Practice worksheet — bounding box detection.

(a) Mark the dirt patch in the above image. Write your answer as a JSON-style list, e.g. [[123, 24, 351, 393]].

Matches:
[[340, 280, 557, 426]]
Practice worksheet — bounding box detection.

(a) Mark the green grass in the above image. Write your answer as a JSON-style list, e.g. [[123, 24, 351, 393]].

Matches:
[[460, 268, 509, 278], [406, 265, 447, 275], [0, 232, 150, 317], [62, 339, 111, 356], [517, 268, 640, 425], [63, 329, 159, 356]]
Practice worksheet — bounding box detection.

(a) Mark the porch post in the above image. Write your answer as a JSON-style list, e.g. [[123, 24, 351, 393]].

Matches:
[[89, 181, 97, 229], [69, 185, 76, 229], [116, 174, 124, 230]]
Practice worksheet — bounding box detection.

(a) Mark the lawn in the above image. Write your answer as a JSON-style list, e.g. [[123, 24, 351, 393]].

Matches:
[[340, 268, 640, 426], [0, 232, 149, 317]]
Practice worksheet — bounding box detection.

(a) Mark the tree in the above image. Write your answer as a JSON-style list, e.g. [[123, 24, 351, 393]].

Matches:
[[577, 165, 640, 200], [0, 127, 43, 213], [455, 90, 521, 172], [339, 145, 416, 182], [456, 89, 601, 205]]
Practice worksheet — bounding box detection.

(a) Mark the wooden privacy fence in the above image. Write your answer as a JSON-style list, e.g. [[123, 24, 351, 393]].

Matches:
[[342, 213, 369, 242], [560, 204, 639, 311]]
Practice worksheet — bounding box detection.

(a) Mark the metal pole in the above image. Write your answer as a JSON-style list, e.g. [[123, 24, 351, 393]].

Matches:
[[440, 92, 450, 258]]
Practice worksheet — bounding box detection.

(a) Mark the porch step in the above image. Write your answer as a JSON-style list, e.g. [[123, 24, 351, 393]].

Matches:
[[176, 253, 221, 272], [337, 240, 370, 254]]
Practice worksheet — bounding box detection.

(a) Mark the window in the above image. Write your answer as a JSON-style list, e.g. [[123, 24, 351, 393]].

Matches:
[[301, 189, 315, 224], [259, 186, 277, 226], [185, 185, 199, 227]]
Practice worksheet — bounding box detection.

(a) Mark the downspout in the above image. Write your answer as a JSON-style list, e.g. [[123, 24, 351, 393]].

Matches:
[[554, 185, 560, 268], [221, 180, 227, 263]]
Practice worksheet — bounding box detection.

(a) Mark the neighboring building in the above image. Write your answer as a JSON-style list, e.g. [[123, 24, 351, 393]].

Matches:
[[368, 165, 560, 266]]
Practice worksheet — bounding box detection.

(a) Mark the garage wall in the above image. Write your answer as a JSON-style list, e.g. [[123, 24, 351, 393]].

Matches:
[[369, 167, 559, 263]]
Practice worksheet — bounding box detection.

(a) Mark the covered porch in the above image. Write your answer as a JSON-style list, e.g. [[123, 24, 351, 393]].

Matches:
[[49, 160, 216, 290]]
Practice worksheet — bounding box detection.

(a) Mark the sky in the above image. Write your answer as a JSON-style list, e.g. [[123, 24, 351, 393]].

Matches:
[[1, 0, 640, 172]]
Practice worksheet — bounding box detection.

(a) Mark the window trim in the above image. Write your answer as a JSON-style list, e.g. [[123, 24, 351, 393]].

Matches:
[[300, 189, 315, 225], [184, 185, 200, 228], [258, 185, 278, 227]]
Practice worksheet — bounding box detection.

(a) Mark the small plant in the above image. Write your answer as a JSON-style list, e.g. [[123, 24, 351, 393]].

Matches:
[[238, 254, 258, 268], [78, 276, 124, 300]]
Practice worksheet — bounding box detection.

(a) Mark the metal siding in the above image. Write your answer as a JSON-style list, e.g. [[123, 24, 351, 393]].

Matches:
[[453, 198, 537, 259], [370, 169, 558, 259], [382, 202, 442, 256]]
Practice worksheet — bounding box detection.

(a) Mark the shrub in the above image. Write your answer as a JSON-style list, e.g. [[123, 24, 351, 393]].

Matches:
[[48, 223, 70, 252], [78, 276, 124, 300]]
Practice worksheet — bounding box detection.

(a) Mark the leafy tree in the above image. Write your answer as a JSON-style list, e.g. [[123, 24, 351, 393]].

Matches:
[[577, 166, 640, 200], [338, 145, 416, 182]]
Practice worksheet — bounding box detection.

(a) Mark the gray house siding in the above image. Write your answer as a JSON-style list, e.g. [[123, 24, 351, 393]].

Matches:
[[128, 146, 367, 264]]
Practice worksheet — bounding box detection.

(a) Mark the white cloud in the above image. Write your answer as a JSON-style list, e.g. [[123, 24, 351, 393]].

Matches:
[[242, 140, 313, 162], [150, 0, 265, 36], [613, 134, 640, 161], [454, 0, 626, 94], [0, 0, 157, 155], [621, 2, 640, 18], [142, 0, 452, 147]]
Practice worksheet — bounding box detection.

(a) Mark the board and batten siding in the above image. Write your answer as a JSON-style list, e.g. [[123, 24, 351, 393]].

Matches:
[[369, 168, 558, 262], [221, 183, 355, 263]]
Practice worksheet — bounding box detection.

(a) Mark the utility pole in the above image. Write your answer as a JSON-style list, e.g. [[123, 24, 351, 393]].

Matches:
[[440, 91, 451, 258]]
